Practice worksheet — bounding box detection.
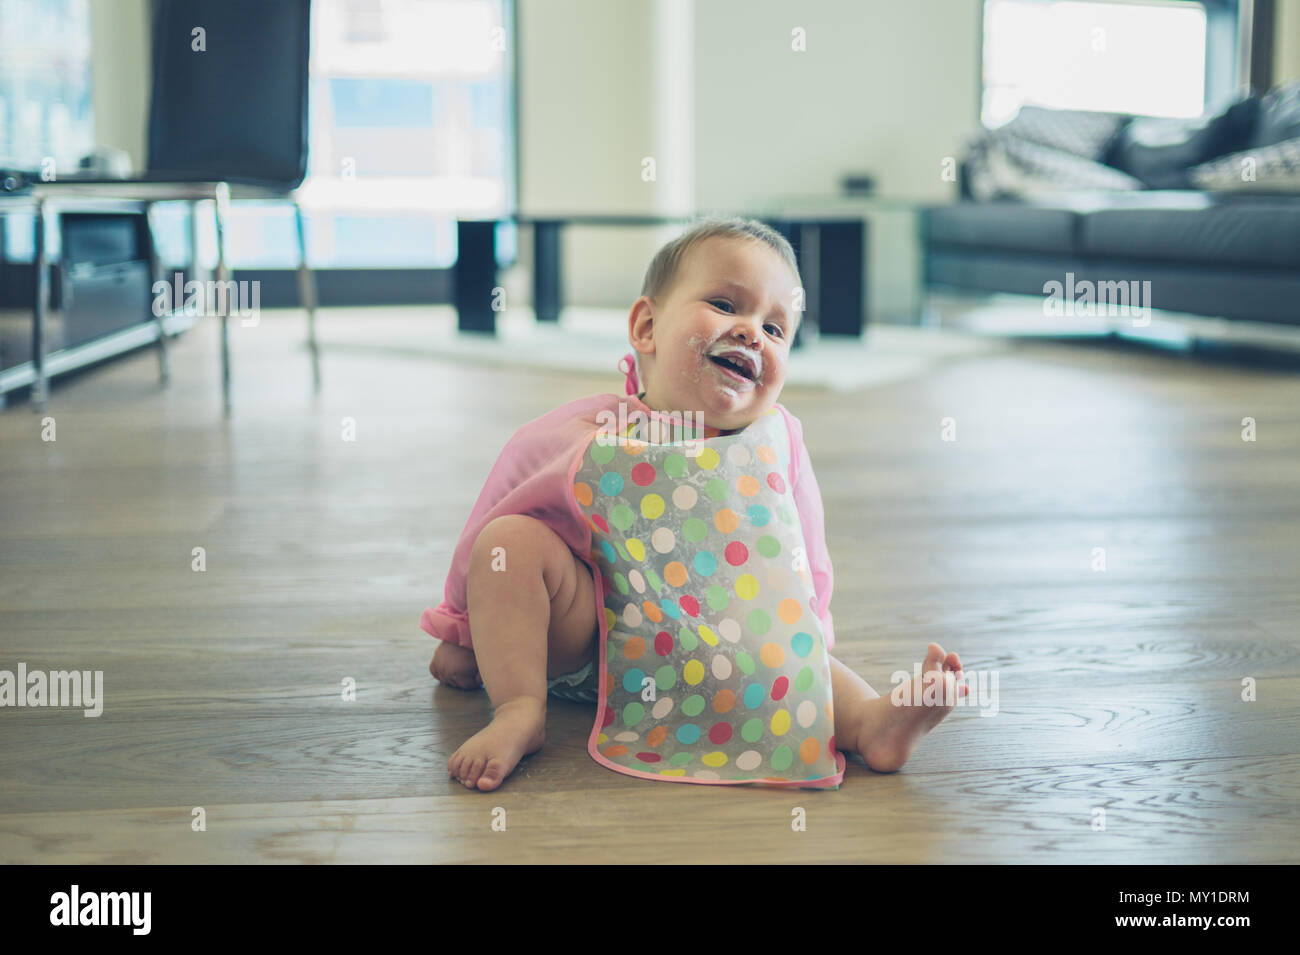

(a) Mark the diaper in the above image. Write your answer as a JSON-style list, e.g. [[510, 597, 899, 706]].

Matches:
[[546, 658, 600, 704], [572, 406, 846, 788]]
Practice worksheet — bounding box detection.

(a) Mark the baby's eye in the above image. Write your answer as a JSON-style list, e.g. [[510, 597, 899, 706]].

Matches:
[[765, 323, 785, 338], [709, 299, 734, 313]]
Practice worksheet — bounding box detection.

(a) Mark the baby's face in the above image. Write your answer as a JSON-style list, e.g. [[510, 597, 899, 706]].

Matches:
[[628, 237, 800, 431]]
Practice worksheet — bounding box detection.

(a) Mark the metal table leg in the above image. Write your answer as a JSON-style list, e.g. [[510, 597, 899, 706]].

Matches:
[[293, 199, 321, 392], [815, 220, 865, 337], [0, 216, 5, 411], [213, 182, 231, 417], [454, 219, 499, 334], [145, 201, 171, 385], [533, 219, 562, 323], [31, 199, 49, 412]]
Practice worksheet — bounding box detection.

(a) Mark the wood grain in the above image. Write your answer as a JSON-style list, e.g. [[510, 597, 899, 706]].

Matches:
[[1, 308, 1297, 863]]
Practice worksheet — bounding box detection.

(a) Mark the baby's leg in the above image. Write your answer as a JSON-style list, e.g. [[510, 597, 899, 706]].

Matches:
[[446, 514, 598, 792]]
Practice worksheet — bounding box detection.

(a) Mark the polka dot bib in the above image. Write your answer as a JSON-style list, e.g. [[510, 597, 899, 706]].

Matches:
[[572, 405, 846, 789]]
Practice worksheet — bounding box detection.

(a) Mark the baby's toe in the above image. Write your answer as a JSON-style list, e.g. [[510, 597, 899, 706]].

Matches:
[[465, 755, 487, 788], [477, 759, 506, 791]]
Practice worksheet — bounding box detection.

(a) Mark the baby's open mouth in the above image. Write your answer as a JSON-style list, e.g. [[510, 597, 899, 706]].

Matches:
[[707, 352, 758, 382]]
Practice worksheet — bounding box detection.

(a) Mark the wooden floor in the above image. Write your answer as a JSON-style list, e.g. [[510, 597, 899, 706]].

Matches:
[[1, 308, 1298, 863]]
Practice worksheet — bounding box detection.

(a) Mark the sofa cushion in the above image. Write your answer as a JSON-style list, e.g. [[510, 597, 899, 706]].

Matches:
[[1249, 81, 1300, 148], [926, 192, 1187, 254], [992, 106, 1130, 160], [1190, 137, 1300, 194], [982, 136, 1146, 199], [925, 201, 1082, 254], [1107, 98, 1259, 189], [1080, 193, 1300, 268]]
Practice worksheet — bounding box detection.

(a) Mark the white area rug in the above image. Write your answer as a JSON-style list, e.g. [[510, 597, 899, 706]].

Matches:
[[318, 306, 1009, 392]]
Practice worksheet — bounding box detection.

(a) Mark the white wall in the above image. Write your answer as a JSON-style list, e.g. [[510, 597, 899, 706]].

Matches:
[[514, 0, 694, 309], [88, 0, 151, 172], [517, 0, 982, 308], [1276, 0, 1300, 82], [692, 0, 981, 209]]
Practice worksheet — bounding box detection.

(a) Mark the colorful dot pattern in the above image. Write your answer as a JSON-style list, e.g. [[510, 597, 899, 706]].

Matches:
[[573, 407, 843, 789]]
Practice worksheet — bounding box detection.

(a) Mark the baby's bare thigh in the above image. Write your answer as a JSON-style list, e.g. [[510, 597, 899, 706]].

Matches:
[[469, 514, 599, 678], [546, 551, 600, 679]]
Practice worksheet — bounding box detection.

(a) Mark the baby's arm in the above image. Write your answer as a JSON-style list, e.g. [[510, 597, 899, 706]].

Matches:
[[422, 397, 610, 651]]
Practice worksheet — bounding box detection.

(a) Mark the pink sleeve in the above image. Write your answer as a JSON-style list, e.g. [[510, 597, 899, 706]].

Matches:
[[777, 405, 836, 653], [419, 396, 610, 650]]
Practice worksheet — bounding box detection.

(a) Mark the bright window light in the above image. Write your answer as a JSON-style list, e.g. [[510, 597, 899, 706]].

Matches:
[[982, 0, 1208, 127], [206, 0, 515, 270]]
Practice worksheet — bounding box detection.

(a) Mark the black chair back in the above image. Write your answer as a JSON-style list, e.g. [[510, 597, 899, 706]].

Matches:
[[147, 0, 311, 188]]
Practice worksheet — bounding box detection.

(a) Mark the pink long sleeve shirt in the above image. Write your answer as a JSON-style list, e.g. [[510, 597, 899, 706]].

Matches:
[[420, 392, 836, 654]]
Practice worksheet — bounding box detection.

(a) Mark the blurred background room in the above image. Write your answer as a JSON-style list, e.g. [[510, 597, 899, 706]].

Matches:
[[1, 0, 1297, 866]]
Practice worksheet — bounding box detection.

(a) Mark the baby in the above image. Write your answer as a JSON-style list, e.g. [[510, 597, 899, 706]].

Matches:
[[427, 216, 965, 791]]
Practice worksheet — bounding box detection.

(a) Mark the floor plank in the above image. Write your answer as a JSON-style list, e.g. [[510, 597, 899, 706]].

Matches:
[[1, 308, 1297, 863]]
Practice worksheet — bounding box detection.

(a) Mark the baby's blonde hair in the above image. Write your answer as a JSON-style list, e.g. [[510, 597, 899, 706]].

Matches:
[[640, 215, 801, 304], [632, 216, 801, 392]]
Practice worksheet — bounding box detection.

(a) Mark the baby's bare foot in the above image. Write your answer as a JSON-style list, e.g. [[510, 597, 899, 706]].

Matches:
[[447, 697, 547, 792], [430, 641, 482, 690], [853, 642, 966, 773]]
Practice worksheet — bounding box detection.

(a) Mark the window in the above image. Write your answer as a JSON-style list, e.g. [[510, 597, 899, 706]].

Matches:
[[220, 0, 517, 270], [0, 0, 94, 173], [982, 0, 1211, 127]]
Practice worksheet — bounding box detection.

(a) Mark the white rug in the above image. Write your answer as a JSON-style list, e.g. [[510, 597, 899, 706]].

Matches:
[[317, 305, 1009, 393]]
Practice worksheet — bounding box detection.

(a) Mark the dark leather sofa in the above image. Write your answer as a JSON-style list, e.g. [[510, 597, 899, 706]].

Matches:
[[921, 85, 1300, 327]]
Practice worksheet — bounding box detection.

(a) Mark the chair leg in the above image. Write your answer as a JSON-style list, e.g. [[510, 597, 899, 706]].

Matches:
[[214, 183, 232, 417], [31, 199, 50, 412], [293, 200, 320, 393], [145, 201, 171, 386]]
